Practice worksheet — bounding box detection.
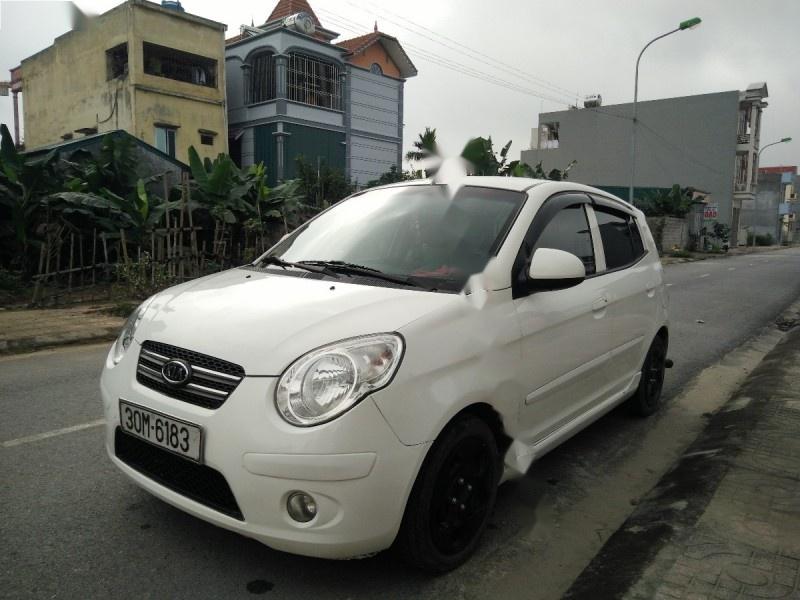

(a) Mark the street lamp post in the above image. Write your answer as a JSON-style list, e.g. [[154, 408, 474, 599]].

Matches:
[[757, 137, 792, 163], [628, 17, 702, 205]]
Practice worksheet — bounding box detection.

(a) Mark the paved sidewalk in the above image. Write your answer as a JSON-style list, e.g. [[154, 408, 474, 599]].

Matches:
[[661, 244, 792, 265], [0, 304, 124, 354], [565, 326, 800, 599]]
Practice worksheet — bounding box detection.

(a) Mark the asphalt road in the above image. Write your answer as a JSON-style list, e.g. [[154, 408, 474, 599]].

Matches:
[[3, 247, 800, 600]]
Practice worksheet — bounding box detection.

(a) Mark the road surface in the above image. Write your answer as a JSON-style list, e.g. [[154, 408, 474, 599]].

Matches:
[[2, 248, 799, 599]]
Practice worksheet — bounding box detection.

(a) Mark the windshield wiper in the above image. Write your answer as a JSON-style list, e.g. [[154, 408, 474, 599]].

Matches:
[[299, 260, 432, 290], [258, 256, 339, 278]]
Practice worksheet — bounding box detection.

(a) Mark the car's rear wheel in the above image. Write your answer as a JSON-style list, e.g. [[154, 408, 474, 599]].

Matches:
[[627, 335, 667, 417], [396, 415, 500, 573]]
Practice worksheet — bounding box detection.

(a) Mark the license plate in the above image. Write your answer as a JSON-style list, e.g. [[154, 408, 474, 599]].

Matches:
[[119, 400, 203, 462]]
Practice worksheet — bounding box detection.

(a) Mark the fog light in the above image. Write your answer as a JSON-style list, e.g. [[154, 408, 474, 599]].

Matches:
[[287, 492, 317, 523]]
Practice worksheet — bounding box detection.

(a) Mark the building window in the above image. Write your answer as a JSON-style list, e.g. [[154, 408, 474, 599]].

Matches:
[[369, 62, 383, 75], [287, 52, 342, 111], [200, 133, 214, 146], [249, 52, 276, 104], [735, 152, 749, 190], [143, 42, 217, 88], [539, 122, 560, 149], [155, 126, 177, 157], [106, 43, 128, 79]]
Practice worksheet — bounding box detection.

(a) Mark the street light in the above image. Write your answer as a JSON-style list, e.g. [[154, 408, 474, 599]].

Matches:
[[628, 17, 702, 204], [758, 137, 792, 161]]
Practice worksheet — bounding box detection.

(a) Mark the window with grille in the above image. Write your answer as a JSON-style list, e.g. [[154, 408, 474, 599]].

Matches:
[[248, 52, 276, 104], [143, 42, 217, 88], [287, 53, 342, 111]]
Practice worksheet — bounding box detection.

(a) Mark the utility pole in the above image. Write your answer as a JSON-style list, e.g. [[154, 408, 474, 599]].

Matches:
[[629, 17, 702, 205]]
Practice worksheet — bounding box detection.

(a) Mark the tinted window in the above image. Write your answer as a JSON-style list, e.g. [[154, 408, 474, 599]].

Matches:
[[535, 205, 595, 275], [594, 208, 644, 270], [268, 185, 525, 292]]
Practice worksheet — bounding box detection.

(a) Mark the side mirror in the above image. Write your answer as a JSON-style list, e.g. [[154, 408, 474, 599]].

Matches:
[[528, 248, 586, 291]]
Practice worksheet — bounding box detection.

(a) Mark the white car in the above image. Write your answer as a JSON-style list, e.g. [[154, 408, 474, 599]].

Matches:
[[101, 176, 668, 572]]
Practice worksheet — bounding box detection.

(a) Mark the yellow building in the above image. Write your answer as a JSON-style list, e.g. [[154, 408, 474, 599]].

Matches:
[[19, 0, 227, 164]]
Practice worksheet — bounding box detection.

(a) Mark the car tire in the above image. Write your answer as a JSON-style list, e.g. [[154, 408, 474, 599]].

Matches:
[[395, 415, 500, 573], [627, 335, 667, 417]]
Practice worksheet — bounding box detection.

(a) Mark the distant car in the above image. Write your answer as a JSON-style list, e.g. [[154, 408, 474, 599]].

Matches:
[[101, 176, 668, 572]]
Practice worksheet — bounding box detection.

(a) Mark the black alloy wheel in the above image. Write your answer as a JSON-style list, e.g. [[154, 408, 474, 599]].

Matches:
[[396, 415, 500, 572]]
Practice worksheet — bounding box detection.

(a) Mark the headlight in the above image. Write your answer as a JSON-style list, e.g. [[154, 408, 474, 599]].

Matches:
[[276, 333, 404, 426], [111, 296, 156, 364]]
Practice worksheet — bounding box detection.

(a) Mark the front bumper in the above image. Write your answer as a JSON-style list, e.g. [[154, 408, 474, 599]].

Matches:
[[101, 342, 430, 559]]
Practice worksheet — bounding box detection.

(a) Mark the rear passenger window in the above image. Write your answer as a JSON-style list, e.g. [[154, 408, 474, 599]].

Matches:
[[594, 207, 646, 270], [535, 205, 596, 275]]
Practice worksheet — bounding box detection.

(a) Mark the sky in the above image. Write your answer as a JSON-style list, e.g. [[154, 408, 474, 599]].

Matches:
[[1, 0, 798, 169]]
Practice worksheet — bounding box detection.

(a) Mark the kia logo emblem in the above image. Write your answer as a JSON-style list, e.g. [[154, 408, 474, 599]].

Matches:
[[161, 359, 192, 386]]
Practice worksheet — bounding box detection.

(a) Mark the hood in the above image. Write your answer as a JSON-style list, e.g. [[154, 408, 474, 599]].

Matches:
[[134, 268, 457, 375]]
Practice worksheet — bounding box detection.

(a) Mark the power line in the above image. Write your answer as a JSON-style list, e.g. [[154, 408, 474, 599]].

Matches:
[[342, 0, 582, 101], [317, 7, 578, 106], [317, 8, 576, 106]]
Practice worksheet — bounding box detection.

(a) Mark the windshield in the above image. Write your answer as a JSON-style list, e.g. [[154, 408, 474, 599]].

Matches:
[[262, 184, 525, 292]]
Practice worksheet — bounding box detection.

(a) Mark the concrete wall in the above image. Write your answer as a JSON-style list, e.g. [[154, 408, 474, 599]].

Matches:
[[521, 91, 739, 228], [20, 3, 133, 148], [129, 2, 228, 164], [646, 216, 688, 253], [747, 172, 783, 239], [20, 0, 227, 165]]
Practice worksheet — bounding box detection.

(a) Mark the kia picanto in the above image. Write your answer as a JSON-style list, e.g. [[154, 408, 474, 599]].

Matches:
[[101, 176, 668, 572]]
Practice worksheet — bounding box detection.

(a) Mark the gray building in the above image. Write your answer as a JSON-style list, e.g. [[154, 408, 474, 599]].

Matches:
[[750, 167, 799, 243], [521, 83, 769, 246], [224, 0, 417, 187]]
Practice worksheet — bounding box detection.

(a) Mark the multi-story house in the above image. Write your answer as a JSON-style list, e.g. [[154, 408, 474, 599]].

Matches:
[[521, 83, 769, 246], [16, 0, 227, 164], [225, 0, 417, 186]]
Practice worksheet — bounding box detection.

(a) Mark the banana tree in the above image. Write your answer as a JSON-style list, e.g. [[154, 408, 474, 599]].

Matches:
[[0, 124, 61, 272], [460, 136, 513, 175]]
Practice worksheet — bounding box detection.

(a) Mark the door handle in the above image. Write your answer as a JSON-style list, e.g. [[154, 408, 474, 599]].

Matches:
[[592, 297, 608, 312]]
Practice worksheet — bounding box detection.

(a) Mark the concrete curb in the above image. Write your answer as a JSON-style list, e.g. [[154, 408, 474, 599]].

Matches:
[[0, 327, 119, 355]]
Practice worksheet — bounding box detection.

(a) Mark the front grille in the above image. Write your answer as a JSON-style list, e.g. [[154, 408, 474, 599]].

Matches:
[[136, 341, 245, 409], [115, 428, 244, 520]]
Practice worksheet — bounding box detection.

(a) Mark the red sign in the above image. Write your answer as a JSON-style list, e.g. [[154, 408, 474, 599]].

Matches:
[[703, 204, 718, 219]]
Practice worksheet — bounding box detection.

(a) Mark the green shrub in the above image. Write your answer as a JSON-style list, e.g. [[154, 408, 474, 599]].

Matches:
[[669, 249, 692, 259]]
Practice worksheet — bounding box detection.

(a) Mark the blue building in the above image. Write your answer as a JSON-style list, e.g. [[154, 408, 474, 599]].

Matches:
[[225, 0, 417, 186]]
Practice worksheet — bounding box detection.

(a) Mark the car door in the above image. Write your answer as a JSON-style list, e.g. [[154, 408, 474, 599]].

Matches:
[[512, 193, 616, 445], [586, 198, 655, 395]]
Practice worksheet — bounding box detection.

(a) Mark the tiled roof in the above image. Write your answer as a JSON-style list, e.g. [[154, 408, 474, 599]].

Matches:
[[336, 30, 418, 78], [225, 32, 247, 45], [336, 31, 381, 55], [267, 0, 321, 26]]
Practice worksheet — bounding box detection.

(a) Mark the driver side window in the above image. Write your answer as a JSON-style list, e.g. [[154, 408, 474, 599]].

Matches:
[[534, 204, 596, 275]]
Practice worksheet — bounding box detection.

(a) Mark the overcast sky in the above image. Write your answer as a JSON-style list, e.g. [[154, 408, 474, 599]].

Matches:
[[1, 0, 798, 169]]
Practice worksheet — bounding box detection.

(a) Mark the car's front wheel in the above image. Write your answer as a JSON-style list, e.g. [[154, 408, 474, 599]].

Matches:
[[396, 415, 500, 572]]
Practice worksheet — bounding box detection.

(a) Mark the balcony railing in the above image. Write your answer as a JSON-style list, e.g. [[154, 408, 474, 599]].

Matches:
[[737, 133, 751, 145]]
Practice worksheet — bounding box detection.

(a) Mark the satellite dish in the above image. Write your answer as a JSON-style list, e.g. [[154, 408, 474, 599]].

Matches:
[[284, 12, 316, 35]]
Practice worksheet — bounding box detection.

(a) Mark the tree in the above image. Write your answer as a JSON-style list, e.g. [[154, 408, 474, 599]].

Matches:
[[187, 146, 255, 224], [458, 135, 576, 180], [0, 124, 61, 272], [638, 185, 692, 218], [294, 156, 353, 207], [460, 136, 512, 175], [405, 127, 439, 162], [364, 165, 410, 188]]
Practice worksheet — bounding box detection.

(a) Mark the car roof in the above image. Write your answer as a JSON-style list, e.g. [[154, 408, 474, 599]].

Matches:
[[365, 176, 637, 211]]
